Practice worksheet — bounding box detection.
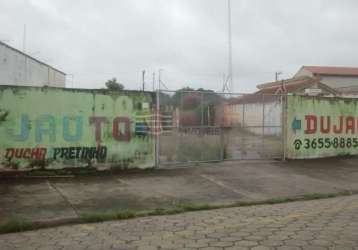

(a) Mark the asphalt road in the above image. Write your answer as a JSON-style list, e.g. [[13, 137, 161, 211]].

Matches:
[[1, 194, 358, 250]]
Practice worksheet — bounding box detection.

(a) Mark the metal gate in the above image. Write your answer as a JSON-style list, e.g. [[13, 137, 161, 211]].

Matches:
[[156, 89, 284, 166]]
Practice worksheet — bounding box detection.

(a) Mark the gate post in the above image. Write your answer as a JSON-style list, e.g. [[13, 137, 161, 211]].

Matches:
[[281, 94, 287, 161], [262, 94, 265, 154], [155, 88, 160, 168]]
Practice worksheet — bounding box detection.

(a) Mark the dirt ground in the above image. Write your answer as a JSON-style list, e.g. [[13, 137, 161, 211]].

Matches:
[[1, 157, 358, 226]]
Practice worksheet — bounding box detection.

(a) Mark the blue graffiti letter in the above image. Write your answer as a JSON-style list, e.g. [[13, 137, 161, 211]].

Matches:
[[63, 116, 83, 141], [35, 114, 56, 143], [7, 114, 30, 141]]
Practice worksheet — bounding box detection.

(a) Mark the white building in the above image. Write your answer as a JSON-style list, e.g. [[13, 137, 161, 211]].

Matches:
[[0, 41, 65, 87], [294, 66, 358, 93], [224, 76, 339, 136]]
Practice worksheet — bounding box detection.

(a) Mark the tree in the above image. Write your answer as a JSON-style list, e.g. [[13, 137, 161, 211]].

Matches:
[[171, 87, 195, 107], [170, 87, 222, 126], [105, 78, 124, 91], [171, 87, 222, 108]]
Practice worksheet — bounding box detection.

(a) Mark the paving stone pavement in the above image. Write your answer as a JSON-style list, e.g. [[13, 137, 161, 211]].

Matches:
[[1, 195, 358, 250]]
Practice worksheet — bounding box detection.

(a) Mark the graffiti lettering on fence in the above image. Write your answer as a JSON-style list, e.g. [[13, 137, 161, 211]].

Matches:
[[292, 115, 358, 135], [89, 116, 131, 142], [286, 96, 358, 158], [8, 115, 133, 142], [291, 115, 358, 151], [293, 137, 358, 150], [0, 87, 156, 170], [53, 146, 107, 160], [5, 148, 47, 160], [5, 146, 107, 161], [178, 127, 220, 136]]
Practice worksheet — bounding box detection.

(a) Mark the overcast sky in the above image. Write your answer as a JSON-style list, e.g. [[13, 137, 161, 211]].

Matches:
[[1, 0, 358, 92]]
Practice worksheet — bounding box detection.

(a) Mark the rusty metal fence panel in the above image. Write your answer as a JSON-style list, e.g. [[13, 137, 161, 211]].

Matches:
[[157, 90, 284, 166], [221, 93, 284, 161]]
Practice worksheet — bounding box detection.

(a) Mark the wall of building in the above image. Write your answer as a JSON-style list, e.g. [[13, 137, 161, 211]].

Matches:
[[294, 68, 358, 91], [286, 95, 358, 159], [0, 86, 155, 171], [225, 100, 282, 136], [320, 75, 358, 90], [0, 43, 65, 87]]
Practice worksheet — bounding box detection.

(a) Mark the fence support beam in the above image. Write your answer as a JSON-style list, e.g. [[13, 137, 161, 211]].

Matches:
[[281, 94, 287, 161], [262, 94, 265, 158], [155, 89, 160, 168]]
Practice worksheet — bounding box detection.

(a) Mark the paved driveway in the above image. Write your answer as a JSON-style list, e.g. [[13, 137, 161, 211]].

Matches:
[[1, 194, 358, 250]]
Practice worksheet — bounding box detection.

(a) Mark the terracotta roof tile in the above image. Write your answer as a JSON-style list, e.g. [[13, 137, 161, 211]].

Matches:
[[303, 66, 358, 76]]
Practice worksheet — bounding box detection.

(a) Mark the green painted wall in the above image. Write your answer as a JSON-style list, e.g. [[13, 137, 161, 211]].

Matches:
[[0, 86, 155, 171], [286, 95, 358, 159]]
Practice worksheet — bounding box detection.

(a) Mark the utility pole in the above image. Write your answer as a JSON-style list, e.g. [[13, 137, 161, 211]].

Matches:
[[157, 69, 169, 90], [152, 72, 155, 91], [142, 70, 145, 91], [158, 69, 162, 90], [222, 73, 227, 92], [275, 71, 282, 81]]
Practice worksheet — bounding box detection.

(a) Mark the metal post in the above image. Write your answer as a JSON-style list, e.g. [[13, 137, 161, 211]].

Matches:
[[178, 91, 183, 162], [227, 0, 233, 92], [23, 24, 26, 53], [275, 71, 282, 81], [152, 72, 155, 91], [242, 100, 245, 128], [155, 88, 160, 168], [220, 98, 225, 161], [142, 70, 145, 91], [262, 94, 265, 159], [281, 94, 286, 161], [207, 105, 210, 126], [180, 91, 183, 123], [201, 92, 204, 127], [220, 126, 224, 161]]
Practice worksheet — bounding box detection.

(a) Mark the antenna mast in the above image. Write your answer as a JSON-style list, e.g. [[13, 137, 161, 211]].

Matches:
[[222, 0, 234, 93], [227, 0, 233, 92], [22, 24, 26, 52]]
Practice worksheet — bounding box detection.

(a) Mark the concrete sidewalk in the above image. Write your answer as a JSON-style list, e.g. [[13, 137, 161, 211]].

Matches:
[[1, 157, 358, 226], [2, 194, 358, 250]]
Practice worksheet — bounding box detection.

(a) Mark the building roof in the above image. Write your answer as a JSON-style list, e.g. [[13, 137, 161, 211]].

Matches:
[[301, 66, 358, 77], [256, 76, 315, 90], [0, 41, 66, 75], [227, 76, 339, 105], [255, 76, 329, 94], [256, 76, 338, 95]]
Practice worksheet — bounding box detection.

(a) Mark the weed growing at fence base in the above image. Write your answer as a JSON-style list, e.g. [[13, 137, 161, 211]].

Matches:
[[0, 218, 34, 234], [80, 210, 136, 223], [0, 190, 355, 234]]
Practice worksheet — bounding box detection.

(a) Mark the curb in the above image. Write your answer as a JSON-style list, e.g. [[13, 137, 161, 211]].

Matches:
[[1, 190, 357, 235]]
